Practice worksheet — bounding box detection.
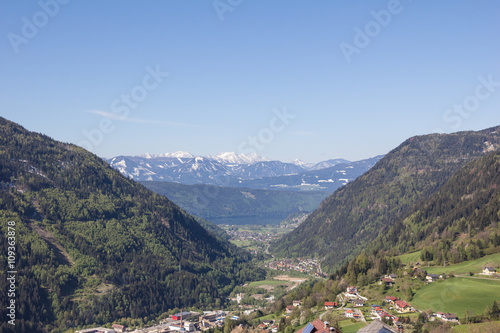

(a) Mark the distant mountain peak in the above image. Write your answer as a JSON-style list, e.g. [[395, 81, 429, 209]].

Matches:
[[208, 152, 269, 165], [292, 159, 314, 170], [137, 151, 194, 159]]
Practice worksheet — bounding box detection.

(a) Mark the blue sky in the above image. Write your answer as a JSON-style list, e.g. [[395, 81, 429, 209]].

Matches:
[[1, 0, 499, 163]]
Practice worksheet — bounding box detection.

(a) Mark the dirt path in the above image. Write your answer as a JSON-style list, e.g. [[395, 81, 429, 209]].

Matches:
[[456, 275, 500, 281], [26, 221, 75, 266]]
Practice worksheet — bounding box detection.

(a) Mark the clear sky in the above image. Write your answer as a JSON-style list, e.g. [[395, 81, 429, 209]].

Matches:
[[1, 0, 499, 163]]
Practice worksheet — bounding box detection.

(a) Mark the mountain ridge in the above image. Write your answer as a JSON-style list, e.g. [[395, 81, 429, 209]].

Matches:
[[108, 152, 381, 191], [270, 126, 500, 272], [0, 117, 264, 331]]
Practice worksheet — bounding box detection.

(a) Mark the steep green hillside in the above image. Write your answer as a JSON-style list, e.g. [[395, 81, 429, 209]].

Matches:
[[0, 118, 264, 332], [411, 277, 500, 318], [270, 127, 500, 272], [331, 149, 500, 288], [374, 149, 500, 259], [141, 181, 328, 225]]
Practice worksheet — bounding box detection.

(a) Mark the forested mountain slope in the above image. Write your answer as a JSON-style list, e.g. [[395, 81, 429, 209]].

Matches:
[[270, 126, 500, 273], [0, 117, 263, 332], [374, 148, 500, 260], [141, 181, 328, 225]]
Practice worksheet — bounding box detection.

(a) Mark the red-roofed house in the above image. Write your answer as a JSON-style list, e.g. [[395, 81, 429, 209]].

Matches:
[[395, 300, 411, 313], [324, 301, 338, 310], [385, 296, 397, 304], [295, 318, 341, 333]]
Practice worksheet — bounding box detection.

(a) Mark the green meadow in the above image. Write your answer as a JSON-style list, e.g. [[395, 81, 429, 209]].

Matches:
[[424, 252, 500, 275], [338, 320, 367, 333], [411, 277, 500, 318], [453, 320, 500, 332], [397, 251, 421, 265]]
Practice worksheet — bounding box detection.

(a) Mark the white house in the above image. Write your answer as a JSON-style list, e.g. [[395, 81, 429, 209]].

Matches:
[[483, 267, 496, 275]]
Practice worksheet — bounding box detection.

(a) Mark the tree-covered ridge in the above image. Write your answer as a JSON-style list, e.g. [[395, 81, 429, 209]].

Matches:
[[141, 181, 328, 225], [270, 126, 500, 273], [374, 149, 500, 260], [0, 117, 264, 332]]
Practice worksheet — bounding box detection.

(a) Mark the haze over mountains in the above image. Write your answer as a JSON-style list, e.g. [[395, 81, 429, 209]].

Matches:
[[108, 152, 383, 192]]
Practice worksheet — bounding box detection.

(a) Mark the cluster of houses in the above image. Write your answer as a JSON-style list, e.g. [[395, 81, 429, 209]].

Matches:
[[343, 286, 368, 306], [225, 229, 276, 244], [411, 267, 449, 283], [266, 258, 324, 276], [384, 296, 413, 313], [295, 318, 342, 333], [344, 308, 361, 320], [370, 304, 399, 323], [256, 320, 279, 332]]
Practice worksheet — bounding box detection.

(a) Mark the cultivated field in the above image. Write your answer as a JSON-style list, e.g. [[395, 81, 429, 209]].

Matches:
[[411, 277, 500, 318], [424, 252, 500, 275]]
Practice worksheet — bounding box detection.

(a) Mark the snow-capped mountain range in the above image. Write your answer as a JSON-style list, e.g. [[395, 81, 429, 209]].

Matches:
[[108, 152, 383, 191]]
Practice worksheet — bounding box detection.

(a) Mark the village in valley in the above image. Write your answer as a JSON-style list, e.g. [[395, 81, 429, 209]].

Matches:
[[75, 259, 500, 333]]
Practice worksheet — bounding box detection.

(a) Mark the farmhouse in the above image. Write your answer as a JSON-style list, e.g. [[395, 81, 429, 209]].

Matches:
[[381, 277, 395, 286], [385, 296, 397, 304], [483, 267, 497, 275], [295, 318, 341, 333], [354, 299, 365, 307], [345, 309, 354, 318], [426, 274, 439, 282], [443, 313, 458, 322], [346, 286, 358, 295], [413, 268, 427, 277], [394, 300, 411, 313], [324, 301, 338, 310]]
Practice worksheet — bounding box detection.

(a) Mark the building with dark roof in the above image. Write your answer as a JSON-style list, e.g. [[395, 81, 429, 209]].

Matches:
[[357, 320, 400, 333], [295, 318, 341, 333]]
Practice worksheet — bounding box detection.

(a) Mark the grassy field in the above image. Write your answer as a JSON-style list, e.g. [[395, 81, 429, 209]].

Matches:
[[453, 320, 500, 332], [411, 277, 500, 318], [338, 320, 367, 333], [424, 252, 500, 275], [397, 251, 421, 265]]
